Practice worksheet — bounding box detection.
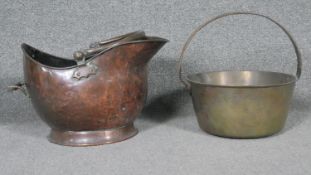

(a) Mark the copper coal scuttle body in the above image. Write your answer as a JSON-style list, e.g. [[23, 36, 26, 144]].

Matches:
[[14, 31, 167, 146]]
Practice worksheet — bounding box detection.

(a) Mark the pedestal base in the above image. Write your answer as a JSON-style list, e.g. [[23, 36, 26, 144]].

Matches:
[[48, 124, 138, 146]]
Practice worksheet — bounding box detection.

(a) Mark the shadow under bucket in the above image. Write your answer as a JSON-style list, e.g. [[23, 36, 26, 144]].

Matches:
[[178, 12, 302, 138]]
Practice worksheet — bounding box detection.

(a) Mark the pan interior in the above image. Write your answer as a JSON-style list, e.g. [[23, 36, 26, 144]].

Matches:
[[187, 71, 296, 87]]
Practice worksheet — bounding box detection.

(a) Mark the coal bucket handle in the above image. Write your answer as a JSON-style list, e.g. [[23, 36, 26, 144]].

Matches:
[[178, 12, 302, 90], [73, 31, 147, 62], [71, 31, 147, 80], [89, 31, 146, 48]]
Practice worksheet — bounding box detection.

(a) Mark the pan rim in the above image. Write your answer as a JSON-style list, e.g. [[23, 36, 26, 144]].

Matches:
[[186, 70, 297, 88]]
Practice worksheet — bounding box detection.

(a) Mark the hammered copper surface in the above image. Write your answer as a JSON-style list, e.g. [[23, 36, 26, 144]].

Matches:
[[20, 33, 167, 146]]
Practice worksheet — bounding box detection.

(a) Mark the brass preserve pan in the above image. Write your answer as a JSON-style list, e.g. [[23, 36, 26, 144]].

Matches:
[[178, 12, 302, 138]]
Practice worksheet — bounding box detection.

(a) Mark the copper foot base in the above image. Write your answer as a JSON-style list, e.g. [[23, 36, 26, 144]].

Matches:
[[48, 124, 138, 147]]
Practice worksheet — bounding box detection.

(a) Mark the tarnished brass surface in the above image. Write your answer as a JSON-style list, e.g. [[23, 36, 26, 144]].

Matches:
[[18, 31, 167, 146], [178, 12, 302, 138], [190, 71, 295, 138]]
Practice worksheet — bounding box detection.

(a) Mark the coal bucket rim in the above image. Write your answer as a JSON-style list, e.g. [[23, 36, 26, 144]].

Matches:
[[21, 37, 168, 70]]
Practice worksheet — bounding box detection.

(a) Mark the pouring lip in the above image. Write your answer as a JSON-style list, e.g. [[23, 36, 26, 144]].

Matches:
[[186, 70, 297, 88], [21, 37, 168, 70]]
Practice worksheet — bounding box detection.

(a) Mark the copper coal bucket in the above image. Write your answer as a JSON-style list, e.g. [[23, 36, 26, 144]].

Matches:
[[11, 31, 167, 146], [178, 12, 302, 138]]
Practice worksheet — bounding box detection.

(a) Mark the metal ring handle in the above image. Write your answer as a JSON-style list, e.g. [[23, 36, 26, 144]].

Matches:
[[178, 12, 302, 89]]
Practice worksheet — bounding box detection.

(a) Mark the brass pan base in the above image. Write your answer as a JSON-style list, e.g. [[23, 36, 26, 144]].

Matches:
[[48, 123, 138, 146], [199, 125, 282, 139]]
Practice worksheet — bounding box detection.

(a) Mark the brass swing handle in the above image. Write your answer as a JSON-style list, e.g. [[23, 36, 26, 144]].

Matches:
[[178, 12, 302, 90], [73, 31, 147, 63]]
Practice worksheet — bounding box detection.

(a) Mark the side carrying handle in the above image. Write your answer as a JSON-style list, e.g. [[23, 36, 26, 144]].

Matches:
[[8, 82, 29, 97], [178, 12, 302, 90]]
